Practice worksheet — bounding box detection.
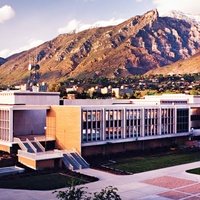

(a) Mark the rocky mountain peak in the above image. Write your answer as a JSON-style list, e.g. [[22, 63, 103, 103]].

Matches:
[[143, 9, 159, 21], [0, 9, 200, 84]]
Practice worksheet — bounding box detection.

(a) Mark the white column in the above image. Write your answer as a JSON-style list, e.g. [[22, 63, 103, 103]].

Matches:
[[141, 108, 145, 137], [159, 108, 162, 135], [174, 107, 177, 134], [102, 109, 105, 141], [9, 108, 13, 143], [123, 108, 126, 139], [188, 106, 192, 133]]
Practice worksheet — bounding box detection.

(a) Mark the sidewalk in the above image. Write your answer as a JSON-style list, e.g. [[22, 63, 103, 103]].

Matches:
[[1, 161, 200, 200], [79, 162, 200, 200]]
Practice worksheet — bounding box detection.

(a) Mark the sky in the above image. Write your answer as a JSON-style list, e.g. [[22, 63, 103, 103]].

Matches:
[[0, 0, 200, 58]]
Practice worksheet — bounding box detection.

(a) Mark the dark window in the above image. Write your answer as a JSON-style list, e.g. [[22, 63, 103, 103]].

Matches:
[[191, 115, 200, 121], [177, 109, 189, 133]]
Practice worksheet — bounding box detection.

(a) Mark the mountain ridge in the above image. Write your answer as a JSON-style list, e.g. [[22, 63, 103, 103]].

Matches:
[[0, 9, 200, 85], [146, 51, 200, 75]]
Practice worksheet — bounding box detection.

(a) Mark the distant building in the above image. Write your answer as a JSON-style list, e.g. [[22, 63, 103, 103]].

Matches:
[[66, 85, 78, 93], [112, 88, 120, 98], [101, 87, 109, 94], [67, 93, 76, 99]]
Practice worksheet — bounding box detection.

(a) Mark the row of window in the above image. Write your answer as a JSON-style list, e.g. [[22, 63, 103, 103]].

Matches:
[[0, 110, 10, 141], [82, 108, 189, 143]]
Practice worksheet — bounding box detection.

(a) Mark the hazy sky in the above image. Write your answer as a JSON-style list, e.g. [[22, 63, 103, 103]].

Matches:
[[0, 0, 200, 58]]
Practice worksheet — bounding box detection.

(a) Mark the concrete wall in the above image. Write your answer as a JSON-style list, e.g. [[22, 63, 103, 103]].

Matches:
[[36, 159, 56, 169], [0, 91, 60, 105], [18, 156, 36, 170], [82, 137, 188, 157], [0, 144, 11, 153], [18, 156, 59, 170], [15, 93, 60, 105], [13, 110, 46, 136], [64, 99, 135, 106], [46, 106, 81, 153]]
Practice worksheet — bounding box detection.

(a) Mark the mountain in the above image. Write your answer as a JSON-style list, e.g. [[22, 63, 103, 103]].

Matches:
[[0, 57, 7, 66], [1, 9, 200, 85], [146, 51, 200, 75]]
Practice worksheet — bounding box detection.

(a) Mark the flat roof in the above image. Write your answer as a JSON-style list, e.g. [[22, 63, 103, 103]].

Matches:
[[0, 90, 59, 96], [0, 105, 50, 110]]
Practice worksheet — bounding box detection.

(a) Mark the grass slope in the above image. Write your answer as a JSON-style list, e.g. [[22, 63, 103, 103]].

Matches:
[[110, 151, 200, 173], [186, 168, 200, 175], [0, 173, 86, 190]]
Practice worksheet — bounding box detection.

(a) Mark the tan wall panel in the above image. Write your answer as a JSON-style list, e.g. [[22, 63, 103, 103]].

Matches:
[[46, 109, 56, 138], [18, 156, 36, 169], [46, 106, 81, 153], [0, 144, 10, 153]]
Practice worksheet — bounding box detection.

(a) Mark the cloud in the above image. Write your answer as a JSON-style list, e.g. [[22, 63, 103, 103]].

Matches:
[[153, 0, 200, 15], [58, 18, 124, 34], [0, 5, 15, 24], [0, 39, 44, 58], [0, 49, 10, 58]]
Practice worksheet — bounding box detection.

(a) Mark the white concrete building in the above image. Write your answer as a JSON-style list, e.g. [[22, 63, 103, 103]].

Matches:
[[63, 94, 200, 156], [0, 91, 200, 169]]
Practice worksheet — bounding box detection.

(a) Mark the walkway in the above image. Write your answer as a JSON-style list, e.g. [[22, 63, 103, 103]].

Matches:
[[1, 162, 200, 199]]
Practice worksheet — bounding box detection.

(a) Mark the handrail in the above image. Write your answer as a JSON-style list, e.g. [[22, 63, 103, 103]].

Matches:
[[74, 151, 90, 167], [63, 152, 82, 170], [26, 138, 37, 153], [34, 137, 45, 152], [62, 156, 74, 171], [13, 137, 27, 151], [72, 148, 89, 167]]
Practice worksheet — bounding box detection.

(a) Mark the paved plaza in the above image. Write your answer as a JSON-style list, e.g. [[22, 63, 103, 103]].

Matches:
[[1, 161, 200, 199]]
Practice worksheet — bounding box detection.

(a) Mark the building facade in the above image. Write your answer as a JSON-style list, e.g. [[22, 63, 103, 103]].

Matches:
[[0, 91, 200, 169], [46, 94, 200, 156]]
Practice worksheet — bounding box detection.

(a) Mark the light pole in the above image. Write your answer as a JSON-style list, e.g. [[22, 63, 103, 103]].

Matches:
[[44, 126, 47, 151]]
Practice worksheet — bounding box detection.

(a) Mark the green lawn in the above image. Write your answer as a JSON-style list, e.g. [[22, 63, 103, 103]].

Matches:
[[0, 173, 86, 190], [110, 151, 200, 173], [186, 168, 200, 175]]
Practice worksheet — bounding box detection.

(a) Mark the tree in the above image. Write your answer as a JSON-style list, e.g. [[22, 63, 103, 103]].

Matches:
[[53, 185, 91, 200], [54, 185, 121, 200], [93, 186, 122, 200]]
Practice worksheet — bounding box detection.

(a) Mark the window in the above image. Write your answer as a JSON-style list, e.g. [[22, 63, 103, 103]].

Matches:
[[144, 109, 159, 136], [126, 109, 141, 138], [0, 110, 10, 141], [105, 110, 123, 140], [82, 110, 102, 143], [177, 109, 189, 133], [161, 108, 174, 135]]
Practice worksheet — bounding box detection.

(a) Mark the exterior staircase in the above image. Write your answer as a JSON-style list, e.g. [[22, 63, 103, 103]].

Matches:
[[14, 137, 63, 170], [14, 137, 89, 171], [62, 150, 90, 170], [14, 137, 45, 153]]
